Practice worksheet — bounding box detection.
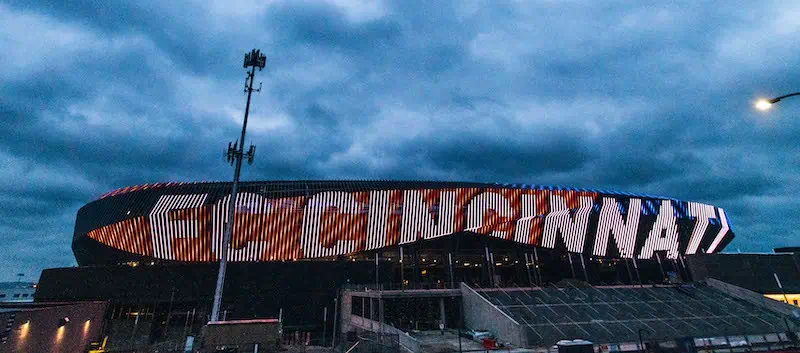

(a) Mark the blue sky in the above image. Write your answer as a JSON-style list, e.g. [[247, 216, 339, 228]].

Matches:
[[2, 0, 800, 282]]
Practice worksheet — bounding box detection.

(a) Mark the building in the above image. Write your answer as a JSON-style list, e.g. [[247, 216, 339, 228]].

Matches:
[[0, 301, 107, 353], [687, 251, 800, 307], [37, 180, 746, 351], [0, 282, 36, 303]]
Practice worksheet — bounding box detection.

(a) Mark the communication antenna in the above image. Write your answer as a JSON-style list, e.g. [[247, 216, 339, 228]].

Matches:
[[211, 48, 266, 323]]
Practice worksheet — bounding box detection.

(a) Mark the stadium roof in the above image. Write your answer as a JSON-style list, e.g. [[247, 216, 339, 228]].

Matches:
[[97, 180, 683, 202]]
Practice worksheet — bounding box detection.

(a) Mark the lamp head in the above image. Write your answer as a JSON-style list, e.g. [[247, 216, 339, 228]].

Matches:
[[755, 99, 776, 111]]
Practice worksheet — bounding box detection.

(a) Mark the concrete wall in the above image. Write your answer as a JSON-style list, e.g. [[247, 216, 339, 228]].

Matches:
[[0, 301, 107, 353], [706, 278, 800, 324], [340, 291, 354, 334], [687, 253, 800, 293], [200, 320, 281, 352], [459, 283, 525, 347]]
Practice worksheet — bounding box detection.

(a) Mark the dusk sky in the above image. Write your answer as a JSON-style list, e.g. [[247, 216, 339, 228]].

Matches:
[[2, 1, 800, 282]]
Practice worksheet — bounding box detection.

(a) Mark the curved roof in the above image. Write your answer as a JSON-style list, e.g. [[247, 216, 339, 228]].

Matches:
[[96, 180, 681, 203], [74, 180, 734, 265]]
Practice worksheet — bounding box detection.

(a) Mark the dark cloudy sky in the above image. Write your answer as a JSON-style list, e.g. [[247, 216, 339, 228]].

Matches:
[[2, 1, 799, 282]]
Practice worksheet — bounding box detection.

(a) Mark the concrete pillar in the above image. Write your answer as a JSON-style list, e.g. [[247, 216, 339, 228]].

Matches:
[[439, 297, 446, 328], [370, 298, 376, 321], [339, 292, 353, 334], [379, 297, 385, 327]]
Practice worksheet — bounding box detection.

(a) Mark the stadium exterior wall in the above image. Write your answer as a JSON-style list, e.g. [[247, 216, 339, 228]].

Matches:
[[73, 181, 734, 265]]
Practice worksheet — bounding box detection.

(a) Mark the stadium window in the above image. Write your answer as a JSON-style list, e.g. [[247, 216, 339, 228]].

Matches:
[[794, 300, 798, 306], [22, 294, 28, 297], [352, 296, 363, 316], [13, 294, 20, 298], [0, 294, 5, 298]]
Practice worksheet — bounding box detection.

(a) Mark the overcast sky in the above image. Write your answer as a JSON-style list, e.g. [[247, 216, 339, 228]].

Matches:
[[2, 1, 799, 282]]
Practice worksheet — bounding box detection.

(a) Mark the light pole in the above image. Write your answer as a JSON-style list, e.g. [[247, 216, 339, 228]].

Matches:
[[755, 92, 800, 110], [210, 48, 266, 323]]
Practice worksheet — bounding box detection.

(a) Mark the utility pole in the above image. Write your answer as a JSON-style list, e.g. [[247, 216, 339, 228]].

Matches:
[[210, 49, 266, 322]]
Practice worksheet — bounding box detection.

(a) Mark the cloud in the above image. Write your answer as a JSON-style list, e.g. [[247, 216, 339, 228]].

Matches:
[[0, 0, 798, 281]]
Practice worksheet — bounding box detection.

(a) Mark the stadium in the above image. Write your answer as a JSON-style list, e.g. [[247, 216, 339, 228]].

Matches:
[[73, 180, 733, 266], [19, 180, 800, 352]]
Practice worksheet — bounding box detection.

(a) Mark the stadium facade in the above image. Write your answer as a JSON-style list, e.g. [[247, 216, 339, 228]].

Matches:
[[30, 180, 771, 352], [74, 180, 733, 266]]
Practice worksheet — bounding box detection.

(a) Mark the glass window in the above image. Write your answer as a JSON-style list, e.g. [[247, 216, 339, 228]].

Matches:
[[13, 294, 20, 298], [22, 294, 29, 297], [0, 294, 6, 298]]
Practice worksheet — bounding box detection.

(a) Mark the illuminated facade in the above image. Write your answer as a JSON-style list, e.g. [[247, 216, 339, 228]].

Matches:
[[764, 294, 800, 307], [73, 181, 734, 265]]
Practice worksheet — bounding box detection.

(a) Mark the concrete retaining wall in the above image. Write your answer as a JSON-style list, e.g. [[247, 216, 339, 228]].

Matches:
[[349, 315, 421, 353], [459, 283, 526, 347]]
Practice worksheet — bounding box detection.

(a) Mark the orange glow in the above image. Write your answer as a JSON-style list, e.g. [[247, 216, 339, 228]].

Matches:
[[83, 320, 91, 335], [18, 321, 30, 340], [56, 326, 65, 343]]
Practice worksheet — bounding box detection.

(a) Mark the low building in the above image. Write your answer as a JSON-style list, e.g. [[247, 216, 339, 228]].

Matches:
[[686, 251, 800, 307], [0, 301, 107, 353], [0, 282, 36, 303]]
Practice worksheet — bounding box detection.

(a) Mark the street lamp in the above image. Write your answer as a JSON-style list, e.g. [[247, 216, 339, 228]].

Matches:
[[755, 92, 800, 111]]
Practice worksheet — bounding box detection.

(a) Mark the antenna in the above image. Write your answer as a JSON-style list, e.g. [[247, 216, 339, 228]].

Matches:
[[211, 48, 266, 323]]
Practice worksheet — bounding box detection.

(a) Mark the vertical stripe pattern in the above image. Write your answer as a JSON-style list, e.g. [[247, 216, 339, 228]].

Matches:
[[79, 182, 735, 262]]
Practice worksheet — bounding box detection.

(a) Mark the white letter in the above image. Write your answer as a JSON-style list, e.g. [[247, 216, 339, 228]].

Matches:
[[594, 197, 641, 258], [513, 194, 538, 244], [638, 200, 679, 259], [301, 191, 363, 258], [685, 202, 715, 255], [542, 195, 593, 252], [706, 208, 730, 253], [465, 191, 513, 239], [399, 190, 456, 244], [149, 194, 207, 260]]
